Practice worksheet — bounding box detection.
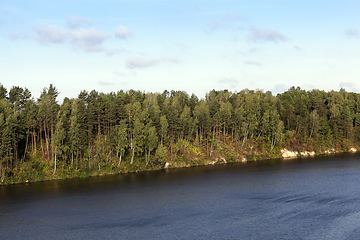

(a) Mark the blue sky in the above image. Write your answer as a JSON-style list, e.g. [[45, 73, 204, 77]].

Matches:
[[1, 0, 360, 100]]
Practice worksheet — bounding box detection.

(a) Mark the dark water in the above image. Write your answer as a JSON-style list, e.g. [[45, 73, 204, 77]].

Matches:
[[2, 153, 360, 239]]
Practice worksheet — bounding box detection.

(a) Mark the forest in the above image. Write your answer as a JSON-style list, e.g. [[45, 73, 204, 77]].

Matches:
[[1, 83, 360, 185]]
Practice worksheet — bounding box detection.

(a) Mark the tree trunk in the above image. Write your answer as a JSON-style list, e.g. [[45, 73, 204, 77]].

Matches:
[[270, 132, 275, 151], [0, 161, 5, 183], [23, 131, 29, 160], [309, 117, 315, 139], [256, 125, 264, 141], [210, 126, 215, 157], [242, 130, 248, 147], [118, 152, 122, 166], [51, 121, 54, 161], [223, 124, 226, 144], [145, 148, 148, 165], [53, 147, 57, 175], [33, 128, 37, 155], [199, 127, 202, 148], [231, 124, 234, 142], [131, 148, 134, 164], [76, 148, 79, 170], [44, 121, 49, 161], [130, 131, 134, 164], [206, 135, 209, 157], [195, 127, 198, 146], [88, 147, 91, 169]]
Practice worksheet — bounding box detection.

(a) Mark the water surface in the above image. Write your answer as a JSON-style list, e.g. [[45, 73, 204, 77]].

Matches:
[[2, 153, 360, 239]]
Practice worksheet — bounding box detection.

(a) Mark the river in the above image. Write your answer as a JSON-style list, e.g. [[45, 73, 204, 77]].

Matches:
[[2, 153, 360, 239]]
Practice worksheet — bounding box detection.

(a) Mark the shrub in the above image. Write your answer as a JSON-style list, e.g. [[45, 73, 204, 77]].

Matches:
[[155, 145, 168, 165]]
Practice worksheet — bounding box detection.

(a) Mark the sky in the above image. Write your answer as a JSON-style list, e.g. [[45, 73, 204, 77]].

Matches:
[[1, 0, 360, 101]]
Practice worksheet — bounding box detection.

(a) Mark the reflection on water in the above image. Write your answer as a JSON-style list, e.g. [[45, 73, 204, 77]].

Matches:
[[2, 153, 360, 239]]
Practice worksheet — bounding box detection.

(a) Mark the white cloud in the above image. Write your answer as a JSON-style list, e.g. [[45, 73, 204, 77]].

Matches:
[[232, 36, 239, 42], [218, 78, 238, 84], [340, 82, 356, 88], [272, 84, 288, 94], [113, 71, 126, 76], [178, 44, 191, 52], [293, 45, 302, 51], [126, 57, 159, 68], [207, 19, 229, 31], [29, 17, 112, 53], [339, 82, 359, 92], [97, 81, 113, 85], [115, 25, 134, 39], [244, 61, 262, 66], [248, 27, 288, 43], [66, 15, 92, 29], [223, 13, 242, 21], [206, 13, 242, 33], [126, 57, 179, 69], [70, 27, 110, 52], [34, 24, 68, 44], [106, 48, 129, 56], [236, 50, 247, 56], [8, 31, 29, 40], [345, 28, 359, 38], [218, 78, 238, 88], [161, 57, 179, 63], [248, 48, 258, 53], [193, 4, 204, 11], [113, 71, 136, 77]]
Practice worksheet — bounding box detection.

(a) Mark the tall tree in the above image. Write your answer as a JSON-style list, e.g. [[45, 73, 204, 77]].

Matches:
[[116, 119, 128, 165]]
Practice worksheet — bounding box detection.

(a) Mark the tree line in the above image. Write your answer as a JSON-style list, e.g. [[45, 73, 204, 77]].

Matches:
[[1, 84, 360, 183]]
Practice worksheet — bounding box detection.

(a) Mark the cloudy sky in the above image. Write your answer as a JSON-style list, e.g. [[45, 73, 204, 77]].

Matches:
[[1, 0, 360, 100]]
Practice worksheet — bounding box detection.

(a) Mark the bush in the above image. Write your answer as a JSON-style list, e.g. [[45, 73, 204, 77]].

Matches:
[[225, 152, 235, 162], [155, 145, 168, 165], [4, 167, 12, 178]]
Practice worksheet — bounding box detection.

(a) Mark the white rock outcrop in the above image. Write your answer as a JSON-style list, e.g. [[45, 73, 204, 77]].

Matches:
[[301, 151, 315, 157], [210, 160, 218, 165], [350, 148, 357, 153], [281, 149, 316, 158], [281, 149, 298, 159], [324, 149, 335, 154]]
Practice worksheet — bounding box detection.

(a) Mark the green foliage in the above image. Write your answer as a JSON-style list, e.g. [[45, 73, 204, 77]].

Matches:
[[155, 145, 168, 166]]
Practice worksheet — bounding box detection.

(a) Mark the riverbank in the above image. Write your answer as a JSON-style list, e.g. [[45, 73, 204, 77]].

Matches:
[[1, 142, 359, 186], [163, 147, 359, 170], [280, 147, 358, 159]]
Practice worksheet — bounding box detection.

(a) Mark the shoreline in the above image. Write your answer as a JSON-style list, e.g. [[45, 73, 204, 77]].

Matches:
[[1, 147, 358, 187]]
